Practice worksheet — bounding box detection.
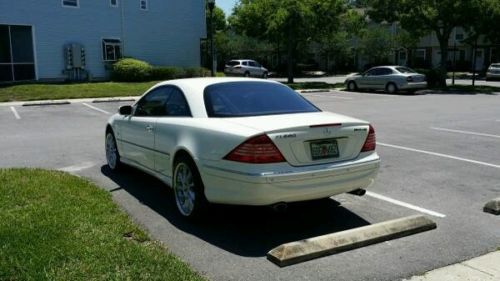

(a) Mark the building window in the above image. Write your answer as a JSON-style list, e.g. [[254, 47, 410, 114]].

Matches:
[[110, 0, 118, 7], [62, 0, 79, 8], [455, 33, 464, 41], [399, 51, 407, 61], [416, 49, 426, 60], [140, 0, 148, 10], [0, 25, 36, 82], [102, 39, 122, 62]]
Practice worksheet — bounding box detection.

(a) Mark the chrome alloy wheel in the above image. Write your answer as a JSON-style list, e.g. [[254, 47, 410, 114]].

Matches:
[[387, 83, 397, 94], [174, 163, 196, 216], [105, 133, 118, 170], [348, 81, 356, 91]]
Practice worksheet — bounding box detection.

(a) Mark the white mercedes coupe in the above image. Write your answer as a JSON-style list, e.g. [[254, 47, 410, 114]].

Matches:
[[105, 78, 380, 218]]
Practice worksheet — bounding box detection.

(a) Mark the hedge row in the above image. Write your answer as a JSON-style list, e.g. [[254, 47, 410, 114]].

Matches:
[[111, 58, 210, 82]]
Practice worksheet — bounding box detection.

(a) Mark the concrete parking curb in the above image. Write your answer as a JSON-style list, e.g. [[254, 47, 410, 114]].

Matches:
[[22, 100, 71, 106], [267, 215, 436, 267], [297, 89, 333, 93], [483, 198, 500, 215], [92, 98, 137, 103]]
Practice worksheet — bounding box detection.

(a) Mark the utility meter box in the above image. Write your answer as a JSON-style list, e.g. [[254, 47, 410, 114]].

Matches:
[[64, 43, 86, 69]]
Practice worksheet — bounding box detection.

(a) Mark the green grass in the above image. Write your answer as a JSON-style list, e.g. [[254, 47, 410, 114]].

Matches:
[[428, 85, 500, 94], [0, 81, 159, 102], [446, 85, 500, 94], [285, 82, 344, 90], [0, 168, 204, 281]]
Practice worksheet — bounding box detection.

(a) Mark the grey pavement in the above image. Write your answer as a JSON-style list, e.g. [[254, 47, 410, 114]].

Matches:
[[1, 90, 500, 280], [405, 251, 500, 281]]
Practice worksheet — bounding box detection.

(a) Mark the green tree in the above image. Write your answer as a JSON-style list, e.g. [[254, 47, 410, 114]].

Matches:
[[465, 0, 500, 45], [215, 32, 274, 69], [316, 9, 366, 72], [368, 0, 480, 86], [229, 0, 345, 83], [206, 5, 227, 32], [358, 26, 393, 65]]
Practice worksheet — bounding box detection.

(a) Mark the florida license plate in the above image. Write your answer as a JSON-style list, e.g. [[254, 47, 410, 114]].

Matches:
[[310, 139, 339, 160]]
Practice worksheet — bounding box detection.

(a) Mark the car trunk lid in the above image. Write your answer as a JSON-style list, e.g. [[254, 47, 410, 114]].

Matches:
[[222, 112, 371, 166]]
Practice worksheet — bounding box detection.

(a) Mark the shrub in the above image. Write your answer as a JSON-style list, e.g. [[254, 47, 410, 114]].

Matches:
[[184, 67, 210, 78], [111, 58, 210, 82], [414, 68, 447, 88], [112, 58, 152, 82], [150, 67, 185, 80]]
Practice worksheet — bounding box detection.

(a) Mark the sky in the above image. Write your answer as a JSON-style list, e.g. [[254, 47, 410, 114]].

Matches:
[[217, 0, 239, 16]]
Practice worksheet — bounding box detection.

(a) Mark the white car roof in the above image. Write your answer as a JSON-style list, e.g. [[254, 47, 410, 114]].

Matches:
[[143, 78, 282, 118]]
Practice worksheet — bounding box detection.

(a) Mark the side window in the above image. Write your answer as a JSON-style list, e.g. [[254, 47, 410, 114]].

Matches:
[[243, 61, 249, 66], [135, 87, 170, 117], [365, 69, 378, 76], [248, 61, 257, 67], [379, 68, 393, 75], [165, 87, 192, 117]]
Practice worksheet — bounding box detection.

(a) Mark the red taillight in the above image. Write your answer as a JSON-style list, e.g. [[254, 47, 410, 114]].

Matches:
[[407, 76, 414, 82], [361, 125, 376, 152], [224, 134, 285, 163]]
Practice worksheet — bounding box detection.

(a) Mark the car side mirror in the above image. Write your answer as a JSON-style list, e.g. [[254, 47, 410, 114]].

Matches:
[[119, 105, 132, 115]]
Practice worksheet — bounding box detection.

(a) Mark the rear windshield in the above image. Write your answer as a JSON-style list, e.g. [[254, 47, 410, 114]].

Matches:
[[226, 61, 240, 66], [396, 67, 417, 74], [204, 82, 320, 117]]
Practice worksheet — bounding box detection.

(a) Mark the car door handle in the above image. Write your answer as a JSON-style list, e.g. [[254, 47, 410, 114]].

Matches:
[[145, 125, 154, 133]]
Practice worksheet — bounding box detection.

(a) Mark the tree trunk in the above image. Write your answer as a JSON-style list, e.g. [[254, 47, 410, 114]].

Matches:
[[436, 30, 451, 87], [287, 29, 295, 84]]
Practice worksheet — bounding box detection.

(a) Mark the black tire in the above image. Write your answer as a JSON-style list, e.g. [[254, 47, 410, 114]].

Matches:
[[105, 131, 123, 171], [244, 71, 250, 77], [173, 154, 208, 219], [347, 81, 357, 91], [386, 82, 398, 94], [262, 72, 268, 79]]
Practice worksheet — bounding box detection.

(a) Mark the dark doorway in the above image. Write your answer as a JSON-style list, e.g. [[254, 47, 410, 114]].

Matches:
[[0, 24, 35, 82]]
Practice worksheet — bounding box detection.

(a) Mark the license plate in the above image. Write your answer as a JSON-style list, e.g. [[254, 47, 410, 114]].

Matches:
[[310, 139, 339, 160]]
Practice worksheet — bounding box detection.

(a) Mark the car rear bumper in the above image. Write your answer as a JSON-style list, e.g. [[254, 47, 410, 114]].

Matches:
[[399, 81, 427, 90], [200, 153, 380, 205], [224, 69, 245, 76], [486, 73, 500, 79]]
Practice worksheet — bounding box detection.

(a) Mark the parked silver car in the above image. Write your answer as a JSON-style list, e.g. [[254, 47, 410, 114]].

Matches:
[[224, 59, 269, 78], [486, 63, 500, 81], [345, 66, 427, 94]]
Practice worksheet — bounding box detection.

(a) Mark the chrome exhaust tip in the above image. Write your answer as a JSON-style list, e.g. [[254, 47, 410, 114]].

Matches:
[[348, 189, 366, 196]]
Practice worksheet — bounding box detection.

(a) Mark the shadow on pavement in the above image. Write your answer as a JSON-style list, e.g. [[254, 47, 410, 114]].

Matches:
[[101, 165, 371, 257]]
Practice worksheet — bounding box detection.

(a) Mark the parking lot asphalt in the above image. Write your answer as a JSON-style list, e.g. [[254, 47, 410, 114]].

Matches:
[[272, 76, 500, 88], [1, 90, 499, 281]]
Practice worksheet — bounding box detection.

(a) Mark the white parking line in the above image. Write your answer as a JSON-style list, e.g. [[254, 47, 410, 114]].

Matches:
[[431, 127, 500, 139], [10, 106, 20, 119], [58, 162, 96, 173], [82, 103, 110, 115], [366, 191, 446, 218], [379, 142, 500, 169]]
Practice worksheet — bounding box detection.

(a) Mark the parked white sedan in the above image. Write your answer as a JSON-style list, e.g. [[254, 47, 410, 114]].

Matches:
[[105, 78, 380, 218]]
